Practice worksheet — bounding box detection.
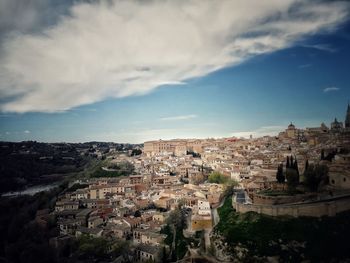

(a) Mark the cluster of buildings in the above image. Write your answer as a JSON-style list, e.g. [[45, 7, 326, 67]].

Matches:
[[144, 105, 350, 197], [53, 165, 224, 261], [50, 104, 350, 261]]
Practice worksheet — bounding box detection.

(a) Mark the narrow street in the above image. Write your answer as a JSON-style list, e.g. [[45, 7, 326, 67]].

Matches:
[[202, 197, 227, 250]]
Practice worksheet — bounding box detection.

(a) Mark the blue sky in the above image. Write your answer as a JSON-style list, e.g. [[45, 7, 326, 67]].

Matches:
[[0, 0, 350, 143]]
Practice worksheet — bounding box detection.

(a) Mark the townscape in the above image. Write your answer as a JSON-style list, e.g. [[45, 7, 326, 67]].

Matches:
[[1, 1, 350, 262], [24, 104, 348, 262]]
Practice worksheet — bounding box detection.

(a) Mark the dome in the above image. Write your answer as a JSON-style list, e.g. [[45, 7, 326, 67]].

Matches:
[[288, 122, 295, 129]]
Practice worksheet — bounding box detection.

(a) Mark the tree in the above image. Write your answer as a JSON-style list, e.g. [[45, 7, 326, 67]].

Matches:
[[286, 168, 299, 192], [304, 159, 309, 173], [134, 210, 141, 217], [208, 171, 228, 184], [304, 164, 329, 192], [324, 150, 337, 162], [286, 156, 290, 169], [276, 163, 285, 183], [224, 179, 239, 196], [160, 225, 173, 247], [131, 149, 142, 156], [321, 149, 325, 160], [166, 204, 187, 230], [293, 158, 300, 179], [77, 235, 110, 260], [161, 246, 168, 263]]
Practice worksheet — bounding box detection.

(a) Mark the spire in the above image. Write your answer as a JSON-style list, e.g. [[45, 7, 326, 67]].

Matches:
[[346, 102, 350, 128]]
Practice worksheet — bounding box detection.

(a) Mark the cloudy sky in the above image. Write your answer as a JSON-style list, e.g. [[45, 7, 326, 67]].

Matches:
[[1, 0, 350, 143]]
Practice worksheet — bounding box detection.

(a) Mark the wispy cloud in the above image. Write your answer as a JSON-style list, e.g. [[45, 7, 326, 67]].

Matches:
[[302, 43, 337, 53], [298, 63, 312, 69], [84, 128, 195, 143], [24, 130, 30, 134], [70, 108, 97, 112], [323, 86, 340, 93], [231, 125, 285, 138], [0, 0, 349, 112], [160, 114, 197, 121]]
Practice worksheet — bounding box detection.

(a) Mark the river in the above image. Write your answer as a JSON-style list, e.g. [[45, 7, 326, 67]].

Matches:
[[1, 183, 60, 197]]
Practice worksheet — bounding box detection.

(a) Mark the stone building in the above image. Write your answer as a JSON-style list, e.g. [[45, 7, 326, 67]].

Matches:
[[331, 118, 343, 132]]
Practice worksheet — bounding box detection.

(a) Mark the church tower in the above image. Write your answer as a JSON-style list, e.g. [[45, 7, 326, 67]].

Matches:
[[346, 103, 350, 128]]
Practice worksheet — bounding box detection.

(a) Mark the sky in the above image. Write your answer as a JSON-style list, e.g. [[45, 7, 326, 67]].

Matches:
[[0, 0, 350, 143]]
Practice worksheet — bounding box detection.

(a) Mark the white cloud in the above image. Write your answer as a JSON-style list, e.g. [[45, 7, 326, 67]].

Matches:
[[0, 0, 349, 112], [231, 125, 285, 138], [84, 128, 191, 143], [160, 114, 197, 121], [24, 130, 31, 134], [323, 86, 340, 93]]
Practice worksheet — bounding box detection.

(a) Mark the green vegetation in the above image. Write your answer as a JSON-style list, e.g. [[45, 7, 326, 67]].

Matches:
[[282, 155, 300, 191], [215, 196, 350, 262], [0, 183, 68, 263], [75, 235, 130, 262], [304, 164, 329, 192], [286, 168, 299, 191], [77, 235, 111, 260], [160, 203, 201, 261], [208, 171, 229, 184], [208, 171, 238, 196], [186, 151, 201, 158], [91, 161, 135, 178], [161, 224, 174, 247], [0, 141, 91, 193], [131, 149, 142, 156], [165, 205, 188, 261], [0, 181, 133, 263], [276, 163, 285, 183]]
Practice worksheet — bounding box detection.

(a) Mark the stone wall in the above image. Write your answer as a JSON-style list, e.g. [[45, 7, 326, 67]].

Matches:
[[235, 195, 350, 217], [253, 193, 317, 205]]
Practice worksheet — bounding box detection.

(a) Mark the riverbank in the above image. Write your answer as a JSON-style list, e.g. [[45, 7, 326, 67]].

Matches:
[[1, 183, 61, 197]]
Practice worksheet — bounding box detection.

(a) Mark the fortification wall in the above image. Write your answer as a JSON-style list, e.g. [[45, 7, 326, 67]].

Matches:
[[235, 196, 350, 217], [253, 193, 317, 205]]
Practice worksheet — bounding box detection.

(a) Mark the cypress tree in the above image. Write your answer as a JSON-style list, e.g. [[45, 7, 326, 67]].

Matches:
[[276, 164, 285, 183], [305, 159, 309, 172], [286, 156, 290, 168], [276, 164, 280, 182], [321, 149, 325, 160], [294, 158, 299, 183], [293, 158, 299, 174]]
